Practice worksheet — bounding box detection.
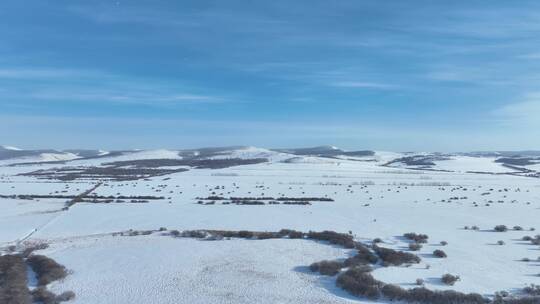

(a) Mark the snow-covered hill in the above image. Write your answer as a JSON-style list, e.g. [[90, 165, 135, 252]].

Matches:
[[1, 145, 540, 303]]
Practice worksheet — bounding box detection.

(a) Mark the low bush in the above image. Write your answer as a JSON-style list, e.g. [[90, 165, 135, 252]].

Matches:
[[493, 296, 540, 304], [494, 225, 508, 232], [237, 230, 254, 238], [523, 284, 540, 296], [373, 245, 420, 266], [27, 255, 68, 286], [256, 232, 279, 239], [31, 287, 56, 304], [409, 243, 422, 251], [0, 254, 32, 304], [433, 249, 447, 258], [336, 267, 383, 300], [344, 246, 378, 265], [307, 231, 355, 248], [382, 285, 486, 304], [441, 273, 460, 286], [309, 260, 343, 276], [278, 229, 305, 239], [30, 288, 75, 304], [403, 233, 429, 243], [181, 230, 207, 238]]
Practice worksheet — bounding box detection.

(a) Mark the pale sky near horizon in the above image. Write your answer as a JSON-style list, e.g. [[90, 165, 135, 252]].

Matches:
[[1, 1, 539, 151]]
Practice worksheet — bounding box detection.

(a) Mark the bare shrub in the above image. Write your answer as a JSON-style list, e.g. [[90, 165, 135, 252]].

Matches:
[[373, 245, 420, 266], [416, 278, 425, 285], [0, 254, 32, 304], [494, 225, 508, 232], [307, 231, 355, 248], [409, 243, 422, 251], [440, 241, 448, 246], [497, 240, 505, 245], [523, 284, 540, 296], [344, 245, 378, 265], [382, 285, 485, 304], [181, 230, 206, 238], [256, 232, 279, 239], [279, 229, 305, 239], [433, 249, 447, 258], [237, 230, 254, 238], [336, 267, 383, 300], [31, 287, 56, 304], [441, 273, 460, 285], [403, 233, 429, 243], [27, 255, 68, 286], [31, 287, 74, 303], [309, 260, 343, 276]]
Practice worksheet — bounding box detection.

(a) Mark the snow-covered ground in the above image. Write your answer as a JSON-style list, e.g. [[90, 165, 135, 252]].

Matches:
[[1, 147, 540, 303]]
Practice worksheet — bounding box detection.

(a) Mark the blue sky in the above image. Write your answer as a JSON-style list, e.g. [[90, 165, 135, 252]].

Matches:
[[1, 0, 540, 151]]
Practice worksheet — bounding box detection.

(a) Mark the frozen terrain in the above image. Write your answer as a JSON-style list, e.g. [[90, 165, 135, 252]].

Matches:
[[1, 146, 540, 303]]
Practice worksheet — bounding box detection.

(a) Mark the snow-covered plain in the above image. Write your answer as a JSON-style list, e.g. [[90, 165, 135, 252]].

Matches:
[[1, 147, 540, 303]]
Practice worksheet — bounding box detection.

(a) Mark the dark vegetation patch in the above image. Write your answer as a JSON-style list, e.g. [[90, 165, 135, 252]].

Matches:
[[0, 253, 74, 304], [0, 194, 164, 201], [337, 267, 486, 304], [21, 158, 267, 181], [336, 267, 383, 299], [21, 167, 188, 181], [273, 146, 375, 158], [494, 225, 508, 232], [409, 243, 422, 251], [27, 255, 68, 286], [523, 285, 540, 296], [441, 273, 460, 286], [385, 155, 451, 167], [495, 158, 539, 166], [373, 245, 421, 266], [103, 158, 268, 169], [433, 249, 447, 258], [403, 232, 429, 243], [309, 260, 343, 276], [196, 196, 333, 206], [0, 254, 31, 304], [31, 288, 75, 304]]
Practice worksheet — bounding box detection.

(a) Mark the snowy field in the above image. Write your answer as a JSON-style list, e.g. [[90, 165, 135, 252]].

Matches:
[[1, 147, 539, 303]]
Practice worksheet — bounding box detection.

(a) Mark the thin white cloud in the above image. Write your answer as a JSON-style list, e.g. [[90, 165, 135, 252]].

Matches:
[[331, 81, 396, 90], [20, 89, 222, 105], [0, 68, 94, 79], [494, 93, 540, 124], [0, 66, 225, 105]]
